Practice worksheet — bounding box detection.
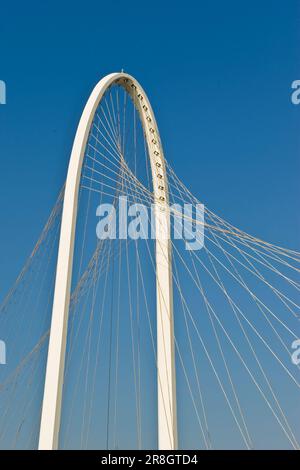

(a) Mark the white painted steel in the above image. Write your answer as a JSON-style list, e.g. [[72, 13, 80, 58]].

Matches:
[[38, 73, 177, 450]]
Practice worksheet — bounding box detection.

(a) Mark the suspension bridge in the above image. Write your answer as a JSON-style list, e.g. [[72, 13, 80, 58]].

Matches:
[[0, 72, 299, 450]]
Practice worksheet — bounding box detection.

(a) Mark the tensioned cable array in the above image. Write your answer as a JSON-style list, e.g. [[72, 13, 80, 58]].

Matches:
[[0, 81, 299, 450]]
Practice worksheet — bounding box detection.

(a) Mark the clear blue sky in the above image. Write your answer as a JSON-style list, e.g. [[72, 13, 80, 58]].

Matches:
[[0, 0, 299, 449], [0, 0, 299, 294]]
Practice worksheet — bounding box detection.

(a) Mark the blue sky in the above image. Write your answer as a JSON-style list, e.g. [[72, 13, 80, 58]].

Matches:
[[0, 0, 299, 449], [0, 1, 299, 294]]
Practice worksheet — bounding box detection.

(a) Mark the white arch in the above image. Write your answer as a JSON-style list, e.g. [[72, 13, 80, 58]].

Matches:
[[38, 73, 177, 450]]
